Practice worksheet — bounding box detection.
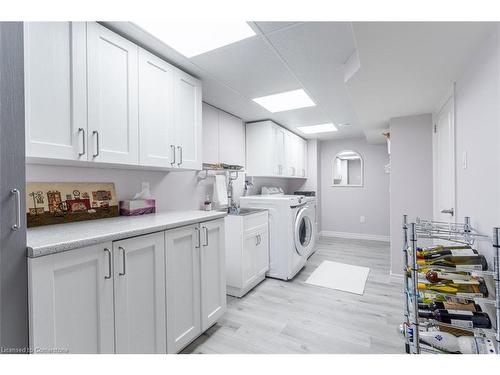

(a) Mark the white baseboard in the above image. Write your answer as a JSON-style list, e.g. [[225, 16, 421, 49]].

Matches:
[[319, 230, 390, 242]]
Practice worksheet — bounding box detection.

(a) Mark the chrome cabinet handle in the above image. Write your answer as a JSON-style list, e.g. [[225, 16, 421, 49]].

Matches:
[[203, 226, 209, 247], [441, 208, 454, 216], [170, 145, 176, 166], [104, 248, 112, 279], [10, 189, 21, 231], [177, 146, 183, 166], [118, 246, 126, 276], [92, 130, 100, 158], [78, 128, 86, 157], [195, 227, 200, 248], [255, 234, 260, 246]]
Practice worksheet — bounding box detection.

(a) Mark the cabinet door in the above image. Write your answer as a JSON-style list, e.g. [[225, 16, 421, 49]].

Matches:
[[242, 230, 258, 287], [138, 48, 175, 168], [254, 225, 270, 276], [173, 69, 202, 170], [165, 225, 201, 353], [87, 22, 139, 165], [301, 139, 308, 177], [219, 111, 245, 166], [273, 125, 286, 176], [202, 102, 220, 165], [24, 22, 87, 160], [113, 233, 166, 354], [200, 219, 226, 331], [28, 243, 115, 354]]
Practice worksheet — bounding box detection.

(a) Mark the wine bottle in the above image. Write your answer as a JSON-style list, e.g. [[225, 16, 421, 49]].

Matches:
[[417, 253, 488, 271], [417, 245, 473, 259], [424, 269, 475, 283], [417, 280, 488, 298], [418, 331, 496, 354], [418, 300, 481, 312], [418, 309, 492, 329]]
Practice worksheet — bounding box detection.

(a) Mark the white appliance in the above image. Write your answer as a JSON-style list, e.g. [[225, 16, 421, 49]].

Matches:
[[301, 196, 317, 258], [239, 187, 316, 280]]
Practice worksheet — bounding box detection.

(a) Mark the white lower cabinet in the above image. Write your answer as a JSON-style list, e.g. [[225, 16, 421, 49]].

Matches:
[[28, 218, 226, 354], [165, 218, 226, 353], [28, 243, 115, 354], [225, 212, 269, 297], [113, 233, 166, 354]]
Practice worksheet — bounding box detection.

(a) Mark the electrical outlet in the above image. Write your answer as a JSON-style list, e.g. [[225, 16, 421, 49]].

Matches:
[[360, 216, 366, 224]]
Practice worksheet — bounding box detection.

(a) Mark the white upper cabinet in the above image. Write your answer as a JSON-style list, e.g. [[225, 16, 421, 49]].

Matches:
[[202, 103, 220, 165], [173, 69, 202, 170], [219, 110, 245, 166], [246, 120, 307, 178], [24, 22, 87, 161], [24, 22, 202, 171], [202, 103, 245, 167], [87, 22, 139, 165], [138, 48, 175, 168]]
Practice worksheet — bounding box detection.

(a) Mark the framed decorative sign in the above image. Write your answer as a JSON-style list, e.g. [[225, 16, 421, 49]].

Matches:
[[26, 182, 118, 228]]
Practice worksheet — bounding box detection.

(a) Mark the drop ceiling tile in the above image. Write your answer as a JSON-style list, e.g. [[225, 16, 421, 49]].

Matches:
[[191, 36, 300, 100], [254, 22, 301, 34]]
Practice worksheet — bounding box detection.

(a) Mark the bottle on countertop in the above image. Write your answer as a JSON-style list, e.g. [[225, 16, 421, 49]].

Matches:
[[203, 195, 212, 211]]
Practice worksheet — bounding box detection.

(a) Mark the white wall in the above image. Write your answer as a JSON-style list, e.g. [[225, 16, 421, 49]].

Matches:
[[26, 164, 245, 212], [453, 26, 500, 265], [389, 114, 433, 276], [319, 137, 390, 238]]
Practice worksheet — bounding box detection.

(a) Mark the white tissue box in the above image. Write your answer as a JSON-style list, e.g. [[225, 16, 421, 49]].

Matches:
[[119, 199, 156, 216]]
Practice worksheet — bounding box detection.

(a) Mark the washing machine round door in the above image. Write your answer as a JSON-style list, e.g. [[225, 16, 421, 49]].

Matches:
[[294, 206, 313, 256]]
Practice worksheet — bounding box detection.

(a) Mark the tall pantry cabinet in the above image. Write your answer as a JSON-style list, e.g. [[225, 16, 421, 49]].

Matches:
[[24, 22, 202, 170]]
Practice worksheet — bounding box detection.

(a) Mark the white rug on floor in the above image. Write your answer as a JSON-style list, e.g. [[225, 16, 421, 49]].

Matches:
[[305, 260, 370, 295]]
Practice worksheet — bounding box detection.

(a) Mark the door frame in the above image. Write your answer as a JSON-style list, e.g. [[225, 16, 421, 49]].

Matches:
[[432, 84, 456, 223]]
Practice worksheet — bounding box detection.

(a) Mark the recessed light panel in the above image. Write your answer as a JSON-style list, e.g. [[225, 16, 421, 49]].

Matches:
[[252, 89, 316, 113], [135, 20, 256, 58], [297, 123, 338, 134]]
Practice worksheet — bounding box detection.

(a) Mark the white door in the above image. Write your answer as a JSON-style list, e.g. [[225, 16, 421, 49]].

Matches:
[[24, 22, 87, 160], [28, 243, 115, 353], [200, 219, 226, 331], [173, 69, 202, 170], [138, 48, 175, 168], [219, 111, 245, 166], [113, 233, 166, 354], [165, 225, 201, 353], [202, 102, 220, 165], [273, 125, 286, 176], [434, 97, 455, 222], [87, 22, 139, 165]]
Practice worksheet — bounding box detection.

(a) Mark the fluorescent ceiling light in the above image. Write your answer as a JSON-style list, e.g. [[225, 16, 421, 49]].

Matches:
[[297, 123, 338, 134], [135, 20, 256, 58], [252, 89, 315, 113]]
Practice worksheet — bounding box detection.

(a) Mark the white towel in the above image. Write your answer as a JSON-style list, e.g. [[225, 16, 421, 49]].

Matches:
[[213, 174, 228, 207]]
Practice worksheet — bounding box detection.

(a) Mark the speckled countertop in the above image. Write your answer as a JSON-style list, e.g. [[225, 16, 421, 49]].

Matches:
[[27, 210, 227, 258]]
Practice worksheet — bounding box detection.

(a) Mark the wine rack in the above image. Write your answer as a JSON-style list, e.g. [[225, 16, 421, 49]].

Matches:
[[402, 215, 500, 354]]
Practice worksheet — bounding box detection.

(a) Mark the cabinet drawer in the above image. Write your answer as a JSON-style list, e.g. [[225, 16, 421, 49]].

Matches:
[[243, 211, 268, 232]]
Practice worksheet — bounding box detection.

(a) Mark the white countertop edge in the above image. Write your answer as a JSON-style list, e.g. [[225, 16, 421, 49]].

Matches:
[[27, 211, 227, 258]]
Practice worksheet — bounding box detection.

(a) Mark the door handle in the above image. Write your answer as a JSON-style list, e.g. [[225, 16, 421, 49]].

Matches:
[[10, 188, 21, 231], [118, 246, 126, 276], [104, 248, 112, 279], [177, 146, 183, 166], [195, 227, 200, 248], [78, 128, 86, 157], [441, 208, 454, 216], [255, 234, 261, 246], [92, 130, 100, 158], [170, 145, 176, 166], [203, 226, 209, 247]]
